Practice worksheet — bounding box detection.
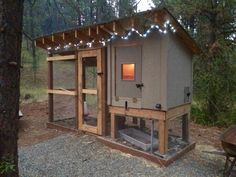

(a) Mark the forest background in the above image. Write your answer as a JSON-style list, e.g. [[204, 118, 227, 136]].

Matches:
[[22, 0, 236, 126]]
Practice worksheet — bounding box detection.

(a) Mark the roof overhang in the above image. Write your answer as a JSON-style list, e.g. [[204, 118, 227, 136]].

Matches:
[[34, 7, 201, 54]]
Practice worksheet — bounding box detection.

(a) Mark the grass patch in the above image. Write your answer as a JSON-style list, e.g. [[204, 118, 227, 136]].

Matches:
[[20, 46, 47, 103]]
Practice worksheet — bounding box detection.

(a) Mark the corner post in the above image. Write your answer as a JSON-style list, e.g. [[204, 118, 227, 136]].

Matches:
[[158, 119, 168, 154], [48, 53, 53, 122], [182, 113, 189, 142], [111, 113, 117, 138], [75, 52, 79, 129]]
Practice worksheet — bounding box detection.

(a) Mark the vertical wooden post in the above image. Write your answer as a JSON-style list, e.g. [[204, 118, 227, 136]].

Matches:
[[48, 53, 53, 122], [158, 120, 168, 154], [132, 117, 138, 124], [150, 120, 154, 153], [102, 48, 107, 136], [111, 113, 117, 139], [98, 48, 106, 135], [117, 115, 126, 129], [97, 49, 103, 135], [182, 113, 189, 142], [140, 118, 146, 129], [78, 52, 83, 130], [75, 52, 79, 129]]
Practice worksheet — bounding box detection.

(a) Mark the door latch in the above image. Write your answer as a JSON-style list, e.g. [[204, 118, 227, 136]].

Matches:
[[136, 83, 144, 89]]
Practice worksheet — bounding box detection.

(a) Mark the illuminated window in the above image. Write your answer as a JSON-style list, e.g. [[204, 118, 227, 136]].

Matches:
[[122, 63, 135, 81]]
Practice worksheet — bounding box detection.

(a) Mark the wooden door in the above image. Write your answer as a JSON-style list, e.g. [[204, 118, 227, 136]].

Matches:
[[78, 48, 105, 135]]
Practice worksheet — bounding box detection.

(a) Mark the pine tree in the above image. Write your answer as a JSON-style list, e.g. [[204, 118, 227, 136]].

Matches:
[[0, 0, 24, 176], [152, 0, 236, 124]]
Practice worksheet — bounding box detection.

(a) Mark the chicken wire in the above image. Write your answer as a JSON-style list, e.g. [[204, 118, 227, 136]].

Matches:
[[52, 93, 76, 129], [52, 60, 76, 90]]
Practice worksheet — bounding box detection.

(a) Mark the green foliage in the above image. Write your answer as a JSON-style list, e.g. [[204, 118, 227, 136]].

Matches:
[[0, 157, 15, 175], [152, 0, 236, 126], [193, 49, 236, 122], [21, 41, 47, 103], [116, 0, 137, 17], [22, 0, 236, 126], [21, 0, 138, 103], [23, 0, 137, 36]]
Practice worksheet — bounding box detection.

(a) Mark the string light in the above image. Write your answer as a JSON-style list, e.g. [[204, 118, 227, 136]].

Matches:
[[47, 20, 177, 51]]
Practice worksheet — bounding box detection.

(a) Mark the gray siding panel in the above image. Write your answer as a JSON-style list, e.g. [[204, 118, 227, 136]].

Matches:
[[110, 37, 142, 108], [167, 34, 193, 109], [141, 33, 162, 110], [109, 33, 167, 110], [115, 45, 142, 98]]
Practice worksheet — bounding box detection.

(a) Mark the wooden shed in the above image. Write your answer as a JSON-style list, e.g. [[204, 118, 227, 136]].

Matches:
[[35, 7, 200, 166]]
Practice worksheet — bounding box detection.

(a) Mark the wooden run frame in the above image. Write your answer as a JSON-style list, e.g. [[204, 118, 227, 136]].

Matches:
[[46, 48, 190, 158], [78, 48, 106, 136], [47, 53, 78, 129], [109, 103, 191, 155]]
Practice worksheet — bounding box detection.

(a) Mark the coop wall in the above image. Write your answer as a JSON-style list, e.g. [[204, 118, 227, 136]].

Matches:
[[107, 33, 169, 111], [166, 34, 193, 109]]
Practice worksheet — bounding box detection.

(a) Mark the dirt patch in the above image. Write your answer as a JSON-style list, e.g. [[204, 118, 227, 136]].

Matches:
[[18, 101, 64, 147], [190, 123, 224, 150], [18, 101, 225, 149]]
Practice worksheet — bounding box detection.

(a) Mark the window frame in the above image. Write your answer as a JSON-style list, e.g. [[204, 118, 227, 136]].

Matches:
[[121, 63, 136, 81]]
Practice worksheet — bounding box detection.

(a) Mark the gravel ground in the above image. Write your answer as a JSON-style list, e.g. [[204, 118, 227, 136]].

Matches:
[[19, 134, 225, 177]]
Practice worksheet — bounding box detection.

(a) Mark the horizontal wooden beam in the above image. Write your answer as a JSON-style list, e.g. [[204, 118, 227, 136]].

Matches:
[[112, 21, 126, 35], [96, 26, 110, 38], [82, 89, 97, 95], [78, 49, 99, 58], [87, 27, 109, 40], [82, 125, 98, 134], [43, 37, 59, 47], [74, 30, 87, 41], [166, 104, 191, 120], [100, 25, 114, 35], [97, 137, 196, 167], [47, 89, 77, 96], [109, 106, 166, 120], [47, 55, 76, 61]]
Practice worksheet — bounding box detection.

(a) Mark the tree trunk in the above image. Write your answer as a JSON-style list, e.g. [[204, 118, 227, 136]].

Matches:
[[76, 1, 82, 26], [89, 0, 93, 24], [0, 0, 24, 177], [207, 2, 218, 122]]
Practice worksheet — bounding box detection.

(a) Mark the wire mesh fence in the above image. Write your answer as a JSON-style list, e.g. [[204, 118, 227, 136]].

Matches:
[[52, 60, 76, 90]]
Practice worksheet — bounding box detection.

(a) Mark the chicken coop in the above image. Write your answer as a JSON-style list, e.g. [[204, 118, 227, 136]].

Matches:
[[35, 7, 200, 166]]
